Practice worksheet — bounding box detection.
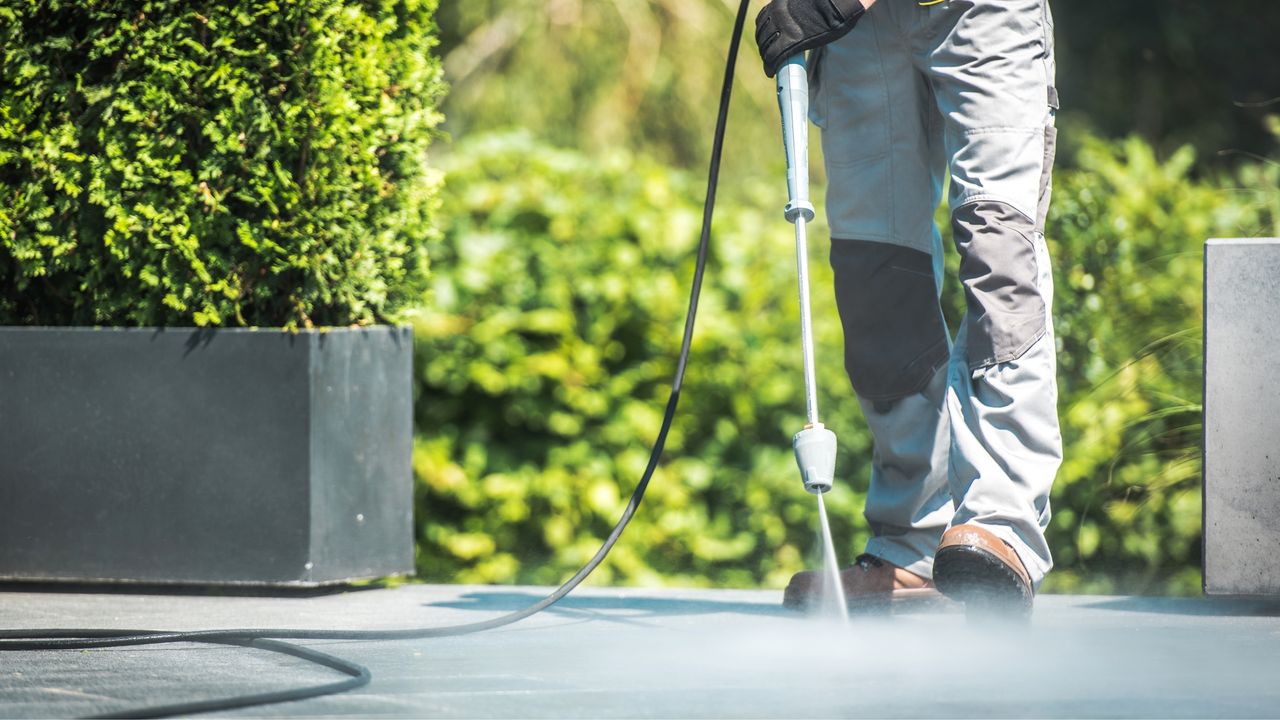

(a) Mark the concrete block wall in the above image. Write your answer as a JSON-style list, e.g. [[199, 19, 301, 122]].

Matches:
[[1204, 238, 1280, 595]]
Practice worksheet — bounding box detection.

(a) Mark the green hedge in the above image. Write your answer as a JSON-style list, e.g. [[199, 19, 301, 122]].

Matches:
[[414, 130, 1276, 595], [413, 132, 868, 588], [1044, 135, 1277, 593], [0, 0, 444, 327]]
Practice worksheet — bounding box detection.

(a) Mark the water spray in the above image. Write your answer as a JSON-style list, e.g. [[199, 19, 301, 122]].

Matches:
[[775, 55, 847, 620]]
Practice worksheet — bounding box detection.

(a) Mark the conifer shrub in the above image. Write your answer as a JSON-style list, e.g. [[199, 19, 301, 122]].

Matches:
[[0, 0, 444, 327]]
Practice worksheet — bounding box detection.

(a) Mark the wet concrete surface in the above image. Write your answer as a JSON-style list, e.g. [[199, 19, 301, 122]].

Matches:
[[2, 584, 1279, 717]]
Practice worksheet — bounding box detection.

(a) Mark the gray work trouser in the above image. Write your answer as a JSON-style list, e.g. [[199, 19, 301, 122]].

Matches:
[[811, 0, 1062, 586]]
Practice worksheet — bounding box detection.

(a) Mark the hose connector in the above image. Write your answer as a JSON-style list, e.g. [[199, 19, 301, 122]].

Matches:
[[793, 423, 837, 494]]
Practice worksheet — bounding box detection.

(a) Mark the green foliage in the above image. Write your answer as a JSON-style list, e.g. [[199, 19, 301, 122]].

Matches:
[[0, 0, 445, 327], [421, 0, 1280, 594], [434, 1, 1280, 176], [415, 130, 1276, 595], [435, 0, 784, 179], [1043, 132, 1277, 594], [414, 132, 870, 588]]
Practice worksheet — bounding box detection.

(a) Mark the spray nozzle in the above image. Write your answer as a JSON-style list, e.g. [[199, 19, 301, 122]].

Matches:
[[793, 423, 837, 494]]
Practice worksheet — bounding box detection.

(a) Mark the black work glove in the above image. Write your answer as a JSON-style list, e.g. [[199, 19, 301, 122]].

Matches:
[[755, 0, 867, 78]]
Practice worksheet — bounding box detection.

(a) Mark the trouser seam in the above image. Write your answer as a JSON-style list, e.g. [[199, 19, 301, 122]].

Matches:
[[951, 195, 1036, 226], [968, 324, 1046, 372]]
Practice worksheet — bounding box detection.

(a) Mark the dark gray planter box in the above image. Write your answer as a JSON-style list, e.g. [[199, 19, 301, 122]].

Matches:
[[0, 326, 414, 587], [1204, 238, 1280, 596]]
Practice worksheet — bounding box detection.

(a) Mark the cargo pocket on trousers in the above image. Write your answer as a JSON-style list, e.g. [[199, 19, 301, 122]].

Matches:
[[830, 239, 951, 402], [952, 201, 1047, 370]]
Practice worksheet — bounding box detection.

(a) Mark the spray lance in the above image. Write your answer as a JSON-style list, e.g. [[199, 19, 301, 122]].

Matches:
[[776, 55, 838, 496]]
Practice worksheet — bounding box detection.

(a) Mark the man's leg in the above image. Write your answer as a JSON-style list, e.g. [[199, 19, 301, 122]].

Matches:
[[813, 0, 953, 582], [916, 0, 1063, 596], [784, 240, 955, 607], [830, 240, 952, 580]]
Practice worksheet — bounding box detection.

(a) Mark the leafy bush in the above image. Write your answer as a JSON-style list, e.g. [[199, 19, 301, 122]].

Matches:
[[415, 130, 1274, 594], [413, 132, 870, 588], [1042, 133, 1277, 594], [0, 0, 444, 327]]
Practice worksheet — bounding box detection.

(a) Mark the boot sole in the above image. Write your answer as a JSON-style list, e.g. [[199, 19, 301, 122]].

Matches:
[[933, 544, 1033, 619]]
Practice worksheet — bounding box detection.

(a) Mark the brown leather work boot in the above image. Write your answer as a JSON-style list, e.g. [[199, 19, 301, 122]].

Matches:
[[933, 524, 1034, 617], [782, 553, 939, 611]]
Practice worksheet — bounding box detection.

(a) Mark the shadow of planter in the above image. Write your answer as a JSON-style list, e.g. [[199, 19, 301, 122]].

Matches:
[[0, 325, 414, 587]]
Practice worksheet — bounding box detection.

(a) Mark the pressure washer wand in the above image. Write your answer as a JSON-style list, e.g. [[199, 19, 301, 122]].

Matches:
[[777, 55, 838, 496]]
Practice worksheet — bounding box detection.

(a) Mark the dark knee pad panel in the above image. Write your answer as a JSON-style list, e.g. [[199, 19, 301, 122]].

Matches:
[[830, 239, 950, 402], [951, 201, 1047, 369]]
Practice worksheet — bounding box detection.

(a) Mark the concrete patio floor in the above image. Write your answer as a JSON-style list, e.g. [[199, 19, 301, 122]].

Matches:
[[2, 583, 1279, 718]]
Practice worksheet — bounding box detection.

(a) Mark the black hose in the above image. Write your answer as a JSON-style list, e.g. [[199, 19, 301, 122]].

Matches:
[[0, 1, 753, 716], [82, 639, 372, 720]]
